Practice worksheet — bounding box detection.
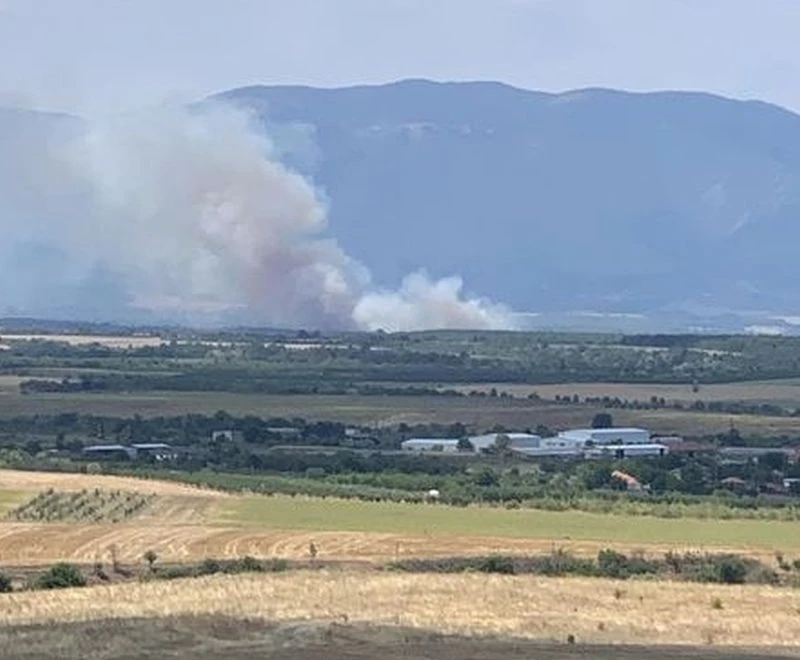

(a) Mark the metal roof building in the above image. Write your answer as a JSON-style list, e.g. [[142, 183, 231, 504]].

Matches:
[[558, 427, 651, 446], [467, 432, 541, 452], [400, 438, 460, 453]]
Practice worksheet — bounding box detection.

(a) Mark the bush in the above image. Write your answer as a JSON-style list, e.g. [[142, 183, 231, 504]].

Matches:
[[227, 556, 264, 573], [528, 550, 595, 577], [158, 566, 196, 580], [596, 549, 658, 579], [37, 563, 86, 590], [198, 558, 222, 576], [693, 555, 749, 585], [0, 573, 12, 593], [223, 556, 288, 574], [477, 556, 515, 575]]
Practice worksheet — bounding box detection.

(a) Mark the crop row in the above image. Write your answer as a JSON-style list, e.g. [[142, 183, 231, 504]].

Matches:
[[8, 488, 156, 523]]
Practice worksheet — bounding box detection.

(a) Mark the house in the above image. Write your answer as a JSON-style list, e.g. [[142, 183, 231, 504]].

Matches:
[[211, 430, 243, 443], [720, 476, 749, 492], [656, 438, 715, 458], [783, 478, 800, 493], [611, 469, 644, 491], [400, 438, 460, 453]]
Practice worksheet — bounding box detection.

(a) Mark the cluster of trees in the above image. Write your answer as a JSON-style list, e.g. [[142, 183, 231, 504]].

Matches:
[[11, 329, 800, 388]]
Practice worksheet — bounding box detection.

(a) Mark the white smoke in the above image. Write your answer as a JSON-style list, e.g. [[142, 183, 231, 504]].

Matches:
[[354, 272, 513, 332], [2, 103, 515, 331]]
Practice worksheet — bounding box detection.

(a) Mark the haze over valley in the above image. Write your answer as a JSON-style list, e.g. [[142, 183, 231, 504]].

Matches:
[[4, 79, 800, 332]]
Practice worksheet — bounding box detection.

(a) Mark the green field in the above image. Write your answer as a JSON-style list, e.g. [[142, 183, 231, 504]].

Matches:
[[0, 490, 31, 515], [217, 495, 800, 550]]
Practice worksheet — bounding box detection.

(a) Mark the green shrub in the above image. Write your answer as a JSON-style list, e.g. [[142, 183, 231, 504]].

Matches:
[[596, 549, 659, 579], [695, 556, 748, 585], [528, 550, 595, 577], [157, 565, 196, 580], [477, 556, 515, 575], [198, 558, 222, 576], [0, 573, 12, 593], [37, 563, 86, 590]]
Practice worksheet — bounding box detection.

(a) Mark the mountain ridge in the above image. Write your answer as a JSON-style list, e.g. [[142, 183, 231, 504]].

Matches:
[[4, 79, 800, 331]]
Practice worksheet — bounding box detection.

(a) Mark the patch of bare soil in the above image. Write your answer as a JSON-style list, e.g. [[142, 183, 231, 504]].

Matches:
[[0, 618, 795, 660]]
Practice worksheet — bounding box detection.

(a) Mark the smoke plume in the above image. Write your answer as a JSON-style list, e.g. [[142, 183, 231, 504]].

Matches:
[[1, 103, 515, 331]]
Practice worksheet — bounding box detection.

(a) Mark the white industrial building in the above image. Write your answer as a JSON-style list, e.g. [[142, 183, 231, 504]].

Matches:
[[584, 443, 668, 459], [400, 438, 460, 453], [513, 435, 583, 458], [467, 432, 541, 452], [400, 427, 667, 459], [557, 427, 651, 446]]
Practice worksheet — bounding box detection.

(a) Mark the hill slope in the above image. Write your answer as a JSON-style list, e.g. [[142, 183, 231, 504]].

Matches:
[[215, 80, 800, 317]]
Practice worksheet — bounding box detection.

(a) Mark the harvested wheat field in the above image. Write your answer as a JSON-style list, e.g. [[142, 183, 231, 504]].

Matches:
[[2, 570, 800, 649], [0, 523, 776, 567], [0, 469, 228, 497]]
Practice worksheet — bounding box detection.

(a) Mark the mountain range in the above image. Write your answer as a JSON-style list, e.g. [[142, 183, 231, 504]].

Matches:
[[215, 80, 800, 322], [5, 80, 800, 332]]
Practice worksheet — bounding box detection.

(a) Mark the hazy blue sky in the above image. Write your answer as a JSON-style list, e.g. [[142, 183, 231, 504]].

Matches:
[[2, 0, 799, 115]]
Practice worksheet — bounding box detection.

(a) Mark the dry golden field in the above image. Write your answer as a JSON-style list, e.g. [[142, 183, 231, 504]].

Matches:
[[2, 470, 800, 655], [2, 570, 800, 648], [0, 469, 227, 498]]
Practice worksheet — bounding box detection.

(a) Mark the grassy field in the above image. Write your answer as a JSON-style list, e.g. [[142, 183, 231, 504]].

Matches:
[[2, 570, 800, 647], [456, 380, 800, 407], [1, 391, 799, 436], [218, 495, 800, 551], [0, 490, 28, 515]]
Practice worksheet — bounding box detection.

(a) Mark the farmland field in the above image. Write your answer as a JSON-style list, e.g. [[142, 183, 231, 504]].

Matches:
[[2, 391, 800, 436], [2, 570, 800, 648], [454, 380, 800, 407], [1, 618, 794, 660], [0, 471, 799, 567], [1, 469, 800, 656], [0, 333, 165, 348]]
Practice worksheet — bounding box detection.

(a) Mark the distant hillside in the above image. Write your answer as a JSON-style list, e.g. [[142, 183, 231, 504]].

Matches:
[[214, 80, 800, 316], [5, 81, 800, 332]]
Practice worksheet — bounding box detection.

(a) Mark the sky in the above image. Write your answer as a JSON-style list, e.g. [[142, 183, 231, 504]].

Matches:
[[1, 0, 800, 116]]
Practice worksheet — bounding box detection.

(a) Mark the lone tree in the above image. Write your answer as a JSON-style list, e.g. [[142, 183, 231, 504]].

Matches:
[[143, 550, 158, 571], [457, 437, 475, 453], [495, 434, 512, 453], [591, 412, 614, 429]]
